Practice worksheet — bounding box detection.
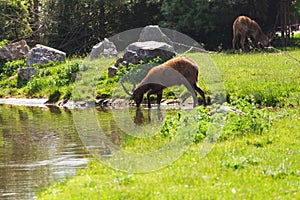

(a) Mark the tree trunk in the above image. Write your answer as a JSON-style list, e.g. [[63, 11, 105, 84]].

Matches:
[[99, 3, 106, 39], [33, 0, 39, 43]]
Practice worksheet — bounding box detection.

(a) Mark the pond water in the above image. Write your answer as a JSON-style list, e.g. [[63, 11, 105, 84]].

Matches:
[[0, 103, 181, 199], [0, 104, 90, 199]]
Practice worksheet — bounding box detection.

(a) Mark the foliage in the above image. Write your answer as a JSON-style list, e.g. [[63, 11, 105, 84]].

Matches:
[[159, 0, 280, 50], [1, 0, 299, 54], [0, 39, 9, 48], [0, 0, 32, 41], [0, 59, 26, 78], [160, 98, 272, 143], [0, 58, 81, 99]]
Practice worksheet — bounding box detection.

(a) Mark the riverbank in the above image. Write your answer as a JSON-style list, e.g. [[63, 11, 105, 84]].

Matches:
[[0, 98, 48, 107]]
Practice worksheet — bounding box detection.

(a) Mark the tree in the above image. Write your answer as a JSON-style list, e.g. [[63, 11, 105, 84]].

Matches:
[[41, 0, 129, 55], [0, 0, 32, 42], [158, 0, 295, 50]]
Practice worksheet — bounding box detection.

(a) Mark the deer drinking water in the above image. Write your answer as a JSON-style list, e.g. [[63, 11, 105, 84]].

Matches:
[[232, 15, 269, 51], [121, 57, 206, 108]]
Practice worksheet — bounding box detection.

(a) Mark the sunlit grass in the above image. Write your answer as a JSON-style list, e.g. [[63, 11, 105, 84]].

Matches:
[[38, 49, 300, 199]]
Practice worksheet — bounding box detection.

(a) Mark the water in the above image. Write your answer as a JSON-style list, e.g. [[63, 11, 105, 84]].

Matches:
[[0, 103, 182, 199], [0, 105, 89, 199]]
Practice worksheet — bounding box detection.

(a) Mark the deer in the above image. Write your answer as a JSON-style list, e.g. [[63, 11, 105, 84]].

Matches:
[[232, 15, 269, 51], [121, 57, 206, 108]]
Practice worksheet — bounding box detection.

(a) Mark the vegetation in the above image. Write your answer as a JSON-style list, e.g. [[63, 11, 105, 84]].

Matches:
[[1, 1, 300, 199], [1, 0, 300, 54], [36, 49, 300, 199], [0, 58, 81, 100]]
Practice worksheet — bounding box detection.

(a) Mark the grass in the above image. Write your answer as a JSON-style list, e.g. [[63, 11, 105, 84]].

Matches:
[[38, 108, 300, 199], [37, 49, 300, 199], [0, 58, 82, 100]]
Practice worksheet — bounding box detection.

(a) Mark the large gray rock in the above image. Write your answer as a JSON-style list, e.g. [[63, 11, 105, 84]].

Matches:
[[17, 67, 37, 82], [111, 41, 176, 77], [126, 41, 176, 63], [138, 25, 174, 48], [27, 44, 66, 66], [0, 40, 30, 62], [90, 38, 118, 60]]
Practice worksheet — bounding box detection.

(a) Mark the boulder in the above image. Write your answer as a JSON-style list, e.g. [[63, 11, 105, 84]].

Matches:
[[122, 50, 141, 65], [27, 44, 66, 66], [0, 40, 30, 62], [138, 25, 174, 48], [126, 41, 176, 62], [90, 38, 118, 60], [111, 41, 176, 77], [17, 67, 37, 82]]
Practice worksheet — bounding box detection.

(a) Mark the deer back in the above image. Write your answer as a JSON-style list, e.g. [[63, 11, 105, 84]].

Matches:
[[140, 57, 199, 88]]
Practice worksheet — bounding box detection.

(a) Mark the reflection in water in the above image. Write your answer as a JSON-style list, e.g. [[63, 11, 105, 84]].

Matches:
[[0, 104, 180, 199], [0, 105, 89, 200], [134, 107, 163, 125]]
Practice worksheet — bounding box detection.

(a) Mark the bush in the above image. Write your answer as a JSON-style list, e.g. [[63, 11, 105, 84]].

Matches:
[[0, 60, 26, 78]]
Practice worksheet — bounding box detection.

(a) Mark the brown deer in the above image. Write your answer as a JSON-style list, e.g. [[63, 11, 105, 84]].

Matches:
[[121, 57, 206, 108], [232, 16, 269, 51]]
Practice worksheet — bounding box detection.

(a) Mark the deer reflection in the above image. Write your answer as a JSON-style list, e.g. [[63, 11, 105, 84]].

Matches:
[[134, 107, 163, 126]]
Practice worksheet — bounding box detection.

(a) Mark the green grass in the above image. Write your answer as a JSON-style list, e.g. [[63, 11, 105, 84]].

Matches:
[[0, 58, 82, 100], [38, 108, 300, 199], [37, 49, 300, 199]]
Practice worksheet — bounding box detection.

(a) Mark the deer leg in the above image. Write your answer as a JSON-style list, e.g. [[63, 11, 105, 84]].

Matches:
[[147, 90, 153, 108], [157, 90, 163, 108], [183, 83, 198, 107], [147, 87, 164, 108], [194, 83, 206, 106], [232, 35, 237, 50], [240, 34, 246, 52]]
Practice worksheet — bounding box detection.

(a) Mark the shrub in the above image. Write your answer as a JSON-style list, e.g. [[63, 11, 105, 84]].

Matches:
[[0, 60, 26, 78]]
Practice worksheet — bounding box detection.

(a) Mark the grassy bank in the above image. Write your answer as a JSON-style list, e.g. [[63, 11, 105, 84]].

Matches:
[[36, 49, 300, 199], [38, 109, 300, 199]]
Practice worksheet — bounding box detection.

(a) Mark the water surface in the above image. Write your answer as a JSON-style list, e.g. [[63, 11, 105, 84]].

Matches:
[[0, 105, 89, 199], [0, 103, 181, 199]]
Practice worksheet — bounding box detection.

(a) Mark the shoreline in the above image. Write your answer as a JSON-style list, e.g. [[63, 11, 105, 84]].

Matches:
[[0, 98, 49, 108], [0, 97, 192, 109]]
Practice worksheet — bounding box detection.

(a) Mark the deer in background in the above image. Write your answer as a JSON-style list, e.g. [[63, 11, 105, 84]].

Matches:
[[121, 57, 206, 108], [232, 15, 270, 51]]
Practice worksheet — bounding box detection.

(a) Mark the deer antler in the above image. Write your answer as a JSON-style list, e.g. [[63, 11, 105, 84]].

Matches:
[[120, 75, 136, 96]]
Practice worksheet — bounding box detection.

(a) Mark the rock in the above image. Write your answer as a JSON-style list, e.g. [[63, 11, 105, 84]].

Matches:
[[27, 44, 66, 66], [90, 38, 118, 60], [17, 67, 37, 82], [0, 40, 30, 62], [111, 41, 176, 77], [108, 66, 118, 78], [122, 50, 141, 65], [108, 25, 176, 77], [126, 41, 176, 62], [138, 25, 174, 48]]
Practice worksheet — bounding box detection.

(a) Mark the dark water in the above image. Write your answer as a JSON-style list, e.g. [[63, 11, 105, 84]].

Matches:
[[0, 105, 89, 200]]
